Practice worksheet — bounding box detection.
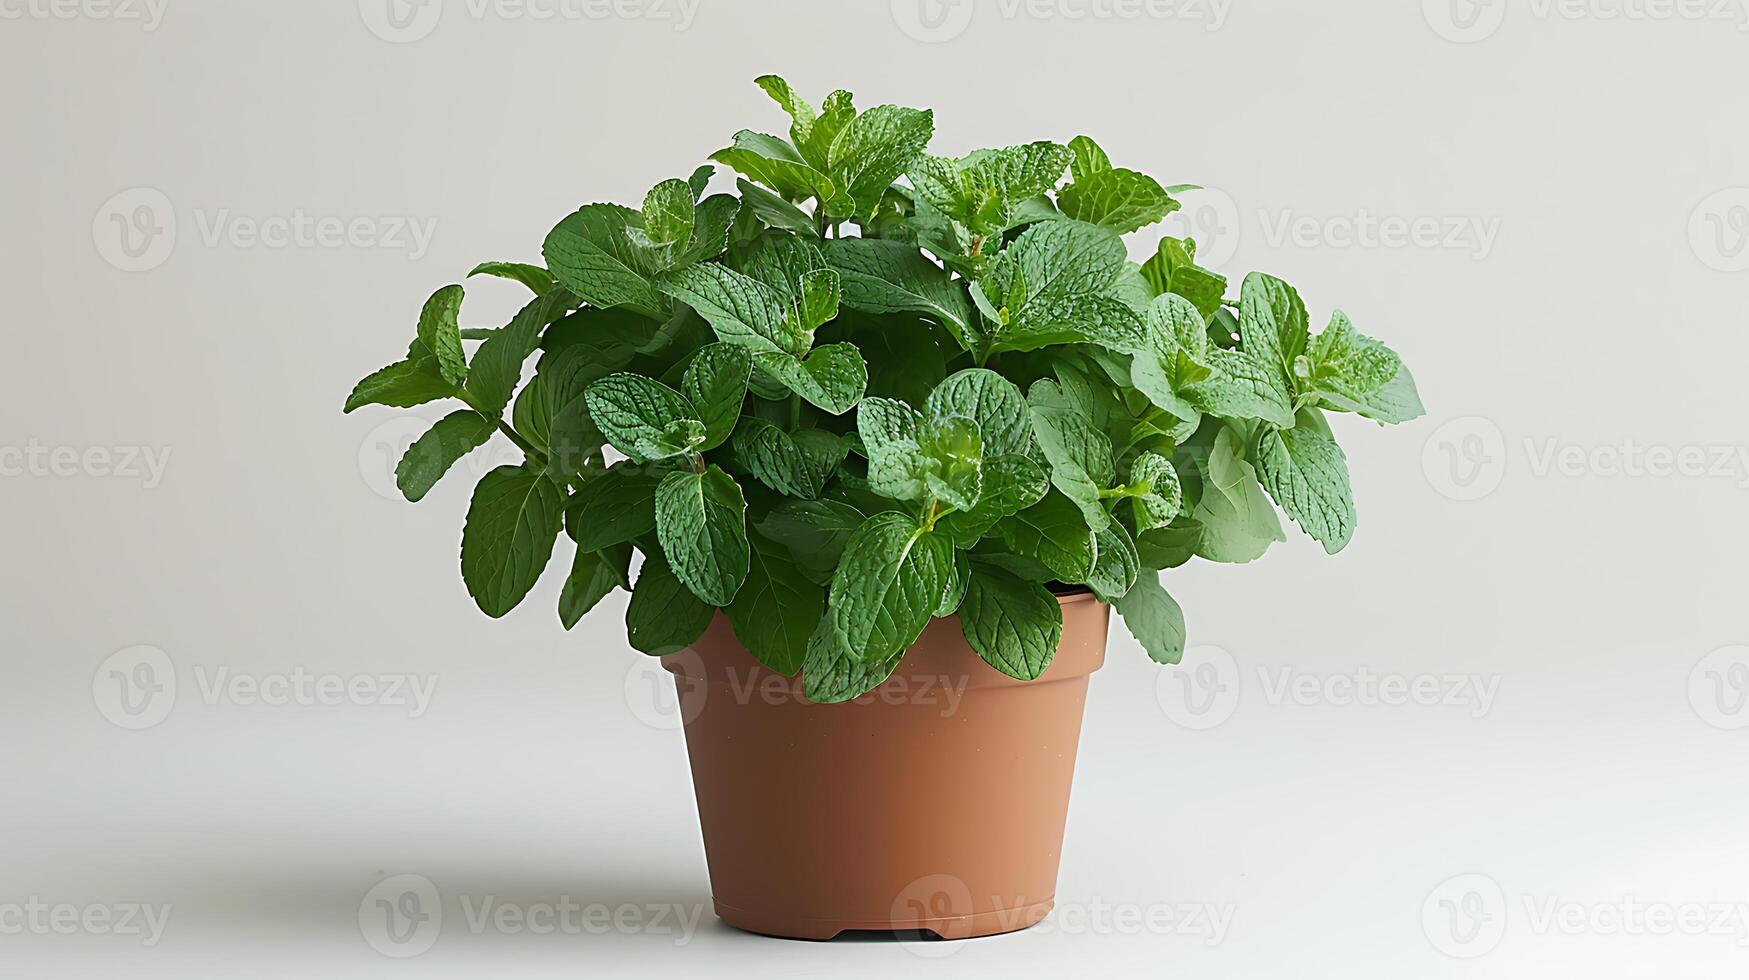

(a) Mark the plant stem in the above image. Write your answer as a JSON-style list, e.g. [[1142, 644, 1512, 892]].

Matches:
[[789, 393, 802, 429], [495, 418, 548, 468]]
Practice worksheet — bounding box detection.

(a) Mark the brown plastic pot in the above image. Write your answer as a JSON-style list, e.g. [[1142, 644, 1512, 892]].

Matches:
[[661, 592, 1109, 941]]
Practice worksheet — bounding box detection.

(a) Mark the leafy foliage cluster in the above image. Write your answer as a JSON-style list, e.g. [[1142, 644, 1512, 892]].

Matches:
[[346, 76, 1424, 703]]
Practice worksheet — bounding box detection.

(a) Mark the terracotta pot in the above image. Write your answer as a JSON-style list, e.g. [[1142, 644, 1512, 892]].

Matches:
[[661, 592, 1109, 941]]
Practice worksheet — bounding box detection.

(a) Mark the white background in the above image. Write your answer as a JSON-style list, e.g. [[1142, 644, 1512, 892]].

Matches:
[[4, 1, 1749, 976]]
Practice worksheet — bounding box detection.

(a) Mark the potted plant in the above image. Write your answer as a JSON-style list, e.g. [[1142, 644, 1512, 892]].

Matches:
[[344, 75, 1423, 941]]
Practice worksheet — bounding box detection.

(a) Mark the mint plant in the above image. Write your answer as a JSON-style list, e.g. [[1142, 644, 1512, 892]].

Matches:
[[346, 76, 1423, 703]]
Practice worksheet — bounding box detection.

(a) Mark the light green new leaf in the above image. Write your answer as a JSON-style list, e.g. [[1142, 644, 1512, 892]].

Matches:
[[460, 465, 565, 618], [584, 373, 704, 462], [654, 465, 749, 606], [907, 141, 1072, 240], [559, 541, 633, 630], [1307, 311, 1425, 424], [1131, 292, 1212, 423], [626, 552, 714, 655], [828, 512, 953, 663], [1193, 426, 1286, 564], [825, 104, 934, 221], [936, 453, 1049, 547], [1238, 272, 1311, 397], [396, 410, 495, 503], [960, 565, 1064, 681], [796, 268, 840, 330], [926, 368, 1031, 456], [1114, 572, 1186, 665], [1028, 380, 1116, 531], [416, 285, 468, 386], [1127, 452, 1183, 532], [1184, 347, 1297, 428], [1057, 138, 1180, 234], [979, 219, 1142, 354], [1088, 519, 1139, 602], [856, 396, 930, 501], [1255, 413, 1356, 554], [920, 414, 983, 511], [725, 531, 823, 675], [1139, 237, 1226, 322], [639, 179, 695, 248]]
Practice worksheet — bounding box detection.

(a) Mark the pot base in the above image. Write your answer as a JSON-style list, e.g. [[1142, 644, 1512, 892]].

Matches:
[[715, 898, 1055, 942]]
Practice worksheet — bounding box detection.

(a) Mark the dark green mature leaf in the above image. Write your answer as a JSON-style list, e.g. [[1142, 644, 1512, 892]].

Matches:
[[1136, 521, 1203, 570], [461, 465, 565, 618], [396, 410, 495, 502], [559, 541, 633, 630], [960, 565, 1064, 680], [828, 512, 953, 663], [1088, 519, 1140, 602], [1114, 572, 1186, 664], [466, 289, 577, 417], [626, 552, 713, 655], [926, 368, 1031, 456], [736, 178, 818, 236], [585, 373, 703, 462], [938, 548, 970, 616], [567, 462, 662, 551], [543, 204, 666, 314], [733, 419, 847, 498], [1255, 412, 1356, 554], [756, 342, 866, 414], [996, 491, 1096, 583], [659, 261, 802, 354], [855, 396, 930, 501], [654, 465, 750, 605], [416, 285, 468, 386], [937, 453, 1050, 546], [802, 616, 901, 704], [678, 343, 752, 450], [469, 261, 556, 296], [344, 357, 458, 413], [1185, 347, 1297, 428], [825, 238, 976, 349], [726, 531, 823, 674], [757, 498, 867, 585], [713, 130, 842, 210]]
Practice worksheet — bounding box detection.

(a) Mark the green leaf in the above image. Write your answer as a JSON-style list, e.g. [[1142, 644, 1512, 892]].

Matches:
[[736, 178, 819, 236], [658, 262, 804, 355], [755, 342, 866, 414], [1238, 272, 1311, 399], [416, 285, 468, 386], [960, 564, 1064, 680], [639, 178, 695, 248], [824, 238, 976, 349], [469, 262, 556, 296], [733, 419, 847, 499], [725, 531, 823, 675], [677, 194, 742, 268], [1114, 572, 1186, 665], [678, 343, 751, 450], [1028, 379, 1115, 531], [1135, 521, 1203, 570], [396, 410, 495, 503], [584, 373, 703, 462], [802, 616, 901, 704], [979, 219, 1142, 354], [559, 541, 633, 630], [1139, 237, 1226, 322], [796, 268, 841, 330], [1129, 292, 1214, 421], [1307, 311, 1425, 424], [1088, 519, 1139, 602], [344, 357, 458, 413], [828, 512, 953, 663], [566, 462, 661, 552], [996, 491, 1096, 583], [687, 165, 714, 199], [757, 498, 866, 585], [654, 465, 749, 605], [856, 396, 930, 501], [626, 552, 714, 655], [1126, 452, 1182, 532], [1192, 426, 1286, 564], [825, 104, 934, 220], [907, 141, 1072, 241], [1184, 347, 1297, 428], [921, 414, 983, 511], [1057, 139, 1180, 235], [465, 289, 577, 417], [936, 453, 1049, 547], [938, 548, 970, 616], [460, 465, 565, 618], [1254, 413, 1356, 554], [542, 204, 666, 314], [926, 368, 1031, 456], [711, 130, 841, 208]]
